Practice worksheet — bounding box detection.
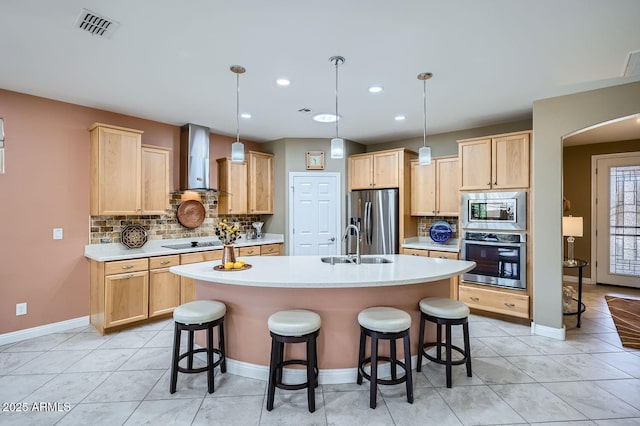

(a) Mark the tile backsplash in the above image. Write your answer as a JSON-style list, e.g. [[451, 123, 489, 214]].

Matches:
[[417, 216, 459, 239], [89, 191, 262, 244]]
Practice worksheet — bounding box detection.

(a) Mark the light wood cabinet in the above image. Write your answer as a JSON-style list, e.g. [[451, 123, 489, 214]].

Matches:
[[458, 131, 530, 191], [238, 245, 260, 256], [148, 255, 181, 317], [261, 243, 282, 256], [90, 123, 143, 215], [349, 149, 401, 190], [248, 151, 274, 214], [90, 123, 171, 216], [141, 145, 170, 215], [217, 158, 248, 214], [459, 284, 529, 319], [179, 251, 223, 304], [411, 156, 459, 216]]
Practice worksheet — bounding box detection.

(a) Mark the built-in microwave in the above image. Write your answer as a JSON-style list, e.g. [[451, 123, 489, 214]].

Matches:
[[461, 191, 527, 231]]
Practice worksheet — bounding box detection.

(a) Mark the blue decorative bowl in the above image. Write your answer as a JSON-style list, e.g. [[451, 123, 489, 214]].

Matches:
[[429, 221, 453, 243]]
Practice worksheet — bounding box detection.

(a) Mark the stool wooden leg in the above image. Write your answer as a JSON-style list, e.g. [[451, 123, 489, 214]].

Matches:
[[416, 314, 425, 372], [266, 337, 278, 411], [187, 329, 194, 370], [369, 334, 378, 409], [463, 321, 472, 377], [170, 323, 181, 394], [276, 341, 284, 385], [306, 337, 316, 413], [356, 329, 365, 385], [206, 325, 215, 394], [219, 321, 227, 373], [403, 333, 413, 404], [436, 323, 443, 361], [390, 338, 397, 381], [445, 323, 452, 388]]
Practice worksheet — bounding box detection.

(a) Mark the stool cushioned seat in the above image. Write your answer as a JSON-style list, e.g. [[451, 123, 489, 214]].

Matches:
[[419, 297, 469, 320], [268, 309, 321, 336], [173, 300, 226, 324], [358, 307, 411, 333]]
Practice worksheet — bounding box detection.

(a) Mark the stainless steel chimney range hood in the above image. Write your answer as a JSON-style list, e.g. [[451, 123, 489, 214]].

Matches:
[[180, 123, 216, 191]]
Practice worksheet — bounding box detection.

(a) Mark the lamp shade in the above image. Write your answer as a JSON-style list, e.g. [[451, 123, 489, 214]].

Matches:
[[331, 137, 344, 159], [562, 216, 583, 237], [418, 146, 432, 165]]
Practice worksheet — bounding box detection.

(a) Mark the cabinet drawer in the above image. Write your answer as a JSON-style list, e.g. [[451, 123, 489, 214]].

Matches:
[[239, 245, 260, 256], [260, 244, 281, 256], [180, 251, 222, 264], [429, 250, 458, 260], [105, 258, 149, 275], [403, 248, 429, 257], [149, 255, 180, 269], [459, 285, 529, 319]]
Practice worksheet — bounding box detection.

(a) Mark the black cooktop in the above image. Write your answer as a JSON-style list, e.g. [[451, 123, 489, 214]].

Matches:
[[161, 241, 222, 250]]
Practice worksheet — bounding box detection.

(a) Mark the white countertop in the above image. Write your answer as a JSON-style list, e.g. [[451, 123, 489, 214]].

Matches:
[[84, 234, 284, 261], [402, 237, 460, 253], [169, 255, 475, 289]]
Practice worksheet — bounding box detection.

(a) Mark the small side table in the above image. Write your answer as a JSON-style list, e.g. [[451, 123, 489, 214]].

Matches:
[[563, 259, 589, 328]]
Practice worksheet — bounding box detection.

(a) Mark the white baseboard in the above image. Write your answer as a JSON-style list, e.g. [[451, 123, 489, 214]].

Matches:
[[0, 316, 90, 346], [563, 274, 593, 285], [531, 321, 566, 340]]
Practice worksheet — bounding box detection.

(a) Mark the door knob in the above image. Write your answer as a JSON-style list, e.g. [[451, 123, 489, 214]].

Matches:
[[329, 237, 336, 242]]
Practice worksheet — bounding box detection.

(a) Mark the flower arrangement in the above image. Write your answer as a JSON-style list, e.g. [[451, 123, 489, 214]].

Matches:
[[214, 220, 242, 245]]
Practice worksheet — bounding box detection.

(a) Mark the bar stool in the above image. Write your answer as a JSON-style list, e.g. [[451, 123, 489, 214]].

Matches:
[[170, 300, 226, 394], [357, 306, 413, 409], [416, 297, 471, 388], [267, 309, 321, 413]]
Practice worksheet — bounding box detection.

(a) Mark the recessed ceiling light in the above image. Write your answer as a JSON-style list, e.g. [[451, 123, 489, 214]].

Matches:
[[276, 78, 291, 86], [394, 115, 406, 121], [312, 113, 340, 123], [241, 113, 251, 119], [368, 85, 384, 93]]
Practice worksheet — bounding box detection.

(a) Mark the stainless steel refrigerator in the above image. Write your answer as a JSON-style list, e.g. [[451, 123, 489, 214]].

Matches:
[[347, 189, 399, 255]]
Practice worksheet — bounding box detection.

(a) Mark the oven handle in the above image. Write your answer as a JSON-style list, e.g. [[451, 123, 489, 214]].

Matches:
[[462, 240, 525, 247]]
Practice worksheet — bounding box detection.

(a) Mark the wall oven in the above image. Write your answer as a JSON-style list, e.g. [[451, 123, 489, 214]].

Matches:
[[461, 232, 526, 290], [461, 191, 526, 231]]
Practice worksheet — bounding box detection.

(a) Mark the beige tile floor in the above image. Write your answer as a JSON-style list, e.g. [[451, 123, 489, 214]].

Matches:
[[1, 283, 639, 425]]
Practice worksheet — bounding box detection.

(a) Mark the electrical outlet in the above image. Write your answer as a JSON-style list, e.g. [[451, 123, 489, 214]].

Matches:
[[53, 228, 63, 240], [16, 302, 27, 316]]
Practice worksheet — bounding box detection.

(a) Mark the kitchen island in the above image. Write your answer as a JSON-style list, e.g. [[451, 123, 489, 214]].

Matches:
[[170, 254, 475, 384]]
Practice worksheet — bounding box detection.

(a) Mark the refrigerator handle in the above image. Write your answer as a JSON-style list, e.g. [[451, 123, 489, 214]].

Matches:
[[365, 201, 373, 245]]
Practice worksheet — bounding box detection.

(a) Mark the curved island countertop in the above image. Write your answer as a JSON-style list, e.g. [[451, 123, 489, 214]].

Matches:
[[169, 254, 476, 384], [169, 254, 475, 288]]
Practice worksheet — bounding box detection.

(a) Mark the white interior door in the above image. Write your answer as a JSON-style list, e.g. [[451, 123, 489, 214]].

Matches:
[[594, 152, 640, 287], [289, 172, 341, 256]]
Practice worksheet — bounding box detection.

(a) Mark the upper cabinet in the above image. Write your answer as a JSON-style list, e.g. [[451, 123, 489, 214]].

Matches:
[[348, 149, 402, 190], [458, 131, 530, 190], [248, 151, 274, 214], [411, 156, 459, 216], [141, 145, 171, 215], [217, 151, 275, 215], [89, 123, 170, 216]]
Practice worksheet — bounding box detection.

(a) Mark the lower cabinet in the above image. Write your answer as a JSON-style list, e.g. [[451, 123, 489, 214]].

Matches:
[[179, 251, 223, 304], [104, 270, 148, 329], [458, 283, 530, 319], [148, 255, 181, 318]]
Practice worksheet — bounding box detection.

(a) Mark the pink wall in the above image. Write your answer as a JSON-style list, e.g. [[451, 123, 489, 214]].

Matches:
[[0, 89, 259, 334]]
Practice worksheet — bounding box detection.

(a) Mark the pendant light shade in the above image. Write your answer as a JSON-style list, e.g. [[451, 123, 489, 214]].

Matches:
[[230, 65, 246, 162], [418, 72, 433, 166], [329, 56, 345, 159]]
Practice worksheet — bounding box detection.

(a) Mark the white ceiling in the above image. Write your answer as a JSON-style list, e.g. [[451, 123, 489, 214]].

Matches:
[[1, 1, 640, 145]]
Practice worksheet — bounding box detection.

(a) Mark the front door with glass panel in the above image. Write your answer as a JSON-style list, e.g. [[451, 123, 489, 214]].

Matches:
[[595, 152, 640, 288]]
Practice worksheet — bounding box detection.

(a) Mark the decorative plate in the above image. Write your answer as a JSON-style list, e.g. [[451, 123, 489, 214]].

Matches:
[[429, 221, 453, 243], [213, 264, 252, 271], [177, 199, 206, 229], [121, 224, 148, 248]]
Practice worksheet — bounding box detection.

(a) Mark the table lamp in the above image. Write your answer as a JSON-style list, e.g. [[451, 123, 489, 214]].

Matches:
[[562, 216, 583, 266]]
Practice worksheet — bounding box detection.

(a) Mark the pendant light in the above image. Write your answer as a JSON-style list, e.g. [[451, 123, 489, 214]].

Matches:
[[230, 65, 246, 162], [329, 56, 345, 159], [417, 72, 433, 165]]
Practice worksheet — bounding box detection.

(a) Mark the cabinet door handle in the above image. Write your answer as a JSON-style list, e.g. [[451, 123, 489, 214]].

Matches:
[[470, 296, 480, 302], [123, 274, 134, 279], [494, 181, 498, 186], [160, 261, 170, 265], [504, 303, 516, 307], [121, 265, 134, 270], [487, 182, 492, 186]]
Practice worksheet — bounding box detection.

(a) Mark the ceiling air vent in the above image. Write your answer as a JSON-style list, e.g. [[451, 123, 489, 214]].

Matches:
[[74, 9, 120, 38], [623, 50, 640, 77]]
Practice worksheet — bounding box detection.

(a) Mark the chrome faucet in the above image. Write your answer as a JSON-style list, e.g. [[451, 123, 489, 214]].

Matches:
[[342, 224, 361, 264]]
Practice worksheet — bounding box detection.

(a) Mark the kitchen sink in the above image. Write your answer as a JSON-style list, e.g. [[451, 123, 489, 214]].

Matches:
[[320, 256, 393, 264], [162, 241, 222, 250]]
